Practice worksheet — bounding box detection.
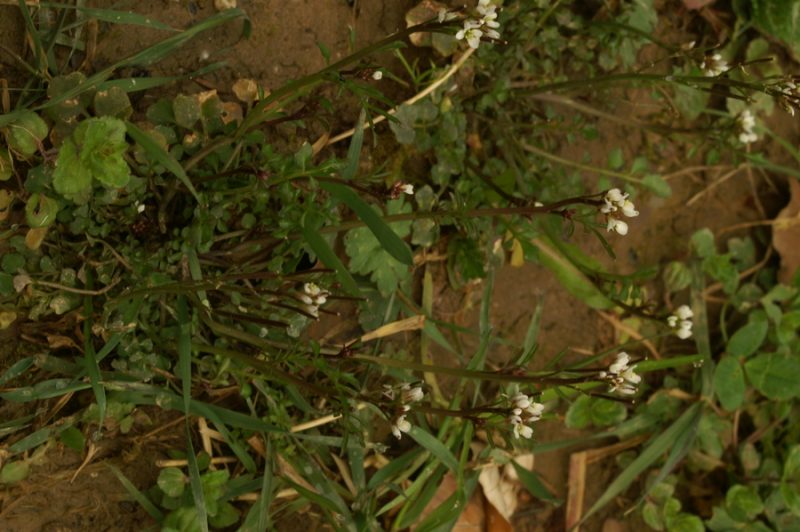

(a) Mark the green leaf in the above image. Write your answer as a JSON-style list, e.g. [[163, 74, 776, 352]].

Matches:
[[750, 0, 800, 58], [209, 502, 239, 528], [324, 182, 413, 266], [126, 121, 201, 203], [666, 513, 704, 532], [691, 228, 716, 259], [745, 352, 800, 400], [589, 397, 628, 427], [511, 461, 561, 505], [52, 139, 91, 203], [24, 193, 59, 228], [301, 222, 359, 296], [342, 109, 366, 181], [0, 461, 30, 484], [642, 501, 664, 530], [565, 395, 591, 429], [714, 355, 745, 411], [344, 199, 412, 296], [106, 463, 165, 522], [608, 147, 624, 170], [53, 117, 131, 202], [781, 445, 800, 516], [728, 313, 769, 358], [4, 111, 48, 156], [173, 94, 202, 129], [93, 86, 133, 119], [59, 426, 85, 452], [642, 173, 671, 198], [532, 236, 613, 310], [158, 467, 187, 498], [407, 426, 459, 472], [663, 261, 692, 293], [726, 484, 764, 521], [0, 149, 12, 181]]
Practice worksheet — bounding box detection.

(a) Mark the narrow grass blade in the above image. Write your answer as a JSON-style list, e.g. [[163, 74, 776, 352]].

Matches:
[[517, 296, 543, 365], [107, 463, 165, 522], [1, 380, 91, 401], [407, 426, 459, 472], [580, 402, 702, 524], [532, 236, 613, 310], [690, 261, 714, 397], [126, 121, 201, 203], [0, 356, 34, 385], [512, 461, 562, 505], [185, 423, 209, 532], [301, 223, 359, 295], [367, 447, 424, 491], [342, 109, 366, 180], [394, 466, 447, 530], [40, 3, 177, 31], [321, 181, 413, 265], [9, 427, 51, 453], [83, 271, 106, 427], [17, 0, 49, 74]]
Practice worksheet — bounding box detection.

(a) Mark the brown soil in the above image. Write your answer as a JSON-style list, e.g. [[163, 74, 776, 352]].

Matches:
[[0, 1, 794, 532]]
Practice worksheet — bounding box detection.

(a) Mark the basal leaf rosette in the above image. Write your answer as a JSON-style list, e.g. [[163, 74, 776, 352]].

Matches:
[[53, 117, 132, 204]]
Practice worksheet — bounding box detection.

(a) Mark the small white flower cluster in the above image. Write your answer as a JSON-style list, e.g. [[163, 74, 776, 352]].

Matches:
[[599, 352, 642, 395], [388, 383, 424, 439], [667, 304, 694, 340], [601, 188, 638, 236], [701, 53, 728, 77], [777, 80, 799, 116], [508, 393, 544, 439], [298, 282, 329, 319], [454, 0, 500, 50], [737, 109, 758, 145]]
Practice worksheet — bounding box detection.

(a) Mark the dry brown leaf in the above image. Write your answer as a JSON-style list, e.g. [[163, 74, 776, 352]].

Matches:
[[232, 78, 258, 104], [485, 497, 513, 532], [46, 334, 78, 350], [479, 463, 518, 522], [773, 178, 800, 284], [25, 226, 48, 250], [0, 311, 17, 330], [221, 102, 243, 125]]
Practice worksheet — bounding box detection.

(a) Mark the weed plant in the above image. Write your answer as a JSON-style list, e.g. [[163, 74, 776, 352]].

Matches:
[[1, 1, 800, 530]]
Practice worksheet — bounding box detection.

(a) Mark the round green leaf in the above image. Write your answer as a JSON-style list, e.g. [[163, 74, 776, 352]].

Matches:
[[726, 484, 764, 522], [157, 467, 187, 498], [173, 94, 201, 130], [25, 193, 59, 228], [5, 111, 48, 156], [565, 395, 591, 429], [781, 446, 800, 516], [713, 355, 745, 411], [589, 397, 627, 427], [745, 353, 800, 401], [0, 460, 30, 484], [727, 314, 769, 358], [666, 513, 704, 532], [93, 86, 133, 119]]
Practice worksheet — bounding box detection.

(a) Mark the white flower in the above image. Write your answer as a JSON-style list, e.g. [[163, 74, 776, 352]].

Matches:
[[402, 385, 424, 403], [303, 283, 321, 297], [512, 393, 531, 409], [526, 402, 545, 421], [456, 26, 483, 49], [607, 218, 629, 236], [399, 184, 414, 195], [509, 414, 522, 425], [737, 109, 758, 144], [701, 53, 728, 77], [620, 199, 639, 218], [371, 70, 383, 81], [304, 305, 319, 319], [513, 422, 533, 439], [667, 305, 693, 339], [608, 352, 630, 375], [621, 366, 641, 385], [605, 188, 626, 205], [675, 305, 693, 320], [298, 294, 314, 305], [392, 416, 411, 439]]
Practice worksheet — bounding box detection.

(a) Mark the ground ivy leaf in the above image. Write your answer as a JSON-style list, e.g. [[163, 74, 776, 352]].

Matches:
[[52, 139, 92, 203], [344, 199, 411, 297]]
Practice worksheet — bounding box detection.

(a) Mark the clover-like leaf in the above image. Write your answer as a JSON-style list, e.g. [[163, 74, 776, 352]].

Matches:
[[157, 467, 187, 498]]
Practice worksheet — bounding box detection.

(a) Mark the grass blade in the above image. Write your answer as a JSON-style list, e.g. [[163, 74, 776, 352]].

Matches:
[[0, 356, 34, 386], [126, 121, 201, 203], [321, 181, 413, 265], [83, 270, 106, 428], [580, 402, 702, 524], [301, 222, 359, 295], [407, 426, 459, 472], [107, 463, 165, 522], [342, 109, 366, 180], [40, 3, 177, 31]]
